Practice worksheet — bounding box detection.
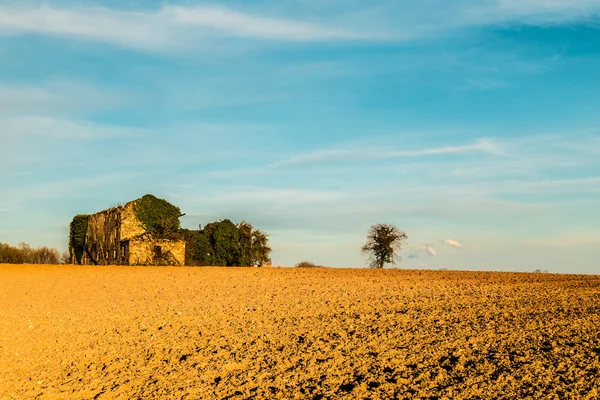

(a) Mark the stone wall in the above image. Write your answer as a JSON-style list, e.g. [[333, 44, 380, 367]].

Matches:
[[128, 236, 185, 266], [120, 201, 146, 241], [82, 206, 125, 265]]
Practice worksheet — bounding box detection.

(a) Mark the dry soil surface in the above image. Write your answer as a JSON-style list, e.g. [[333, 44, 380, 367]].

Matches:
[[1, 265, 599, 399]]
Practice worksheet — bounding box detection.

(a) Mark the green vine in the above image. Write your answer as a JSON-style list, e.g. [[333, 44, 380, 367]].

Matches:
[[133, 194, 183, 239], [69, 214, 89, 264]]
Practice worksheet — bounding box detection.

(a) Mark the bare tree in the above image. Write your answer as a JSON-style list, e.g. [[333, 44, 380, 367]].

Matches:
[[361, 224, 408, 269], [60, 251, 71, 264]]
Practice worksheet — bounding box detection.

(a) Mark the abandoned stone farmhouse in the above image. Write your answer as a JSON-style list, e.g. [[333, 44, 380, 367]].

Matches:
[[69, 195, 185, 266]]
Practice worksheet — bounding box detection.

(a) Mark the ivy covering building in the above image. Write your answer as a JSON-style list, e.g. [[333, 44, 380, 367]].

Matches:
[[69, 195, 185, 266]]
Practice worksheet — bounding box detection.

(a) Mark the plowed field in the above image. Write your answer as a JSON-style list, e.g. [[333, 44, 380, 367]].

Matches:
[[1, 265, 599, 399]]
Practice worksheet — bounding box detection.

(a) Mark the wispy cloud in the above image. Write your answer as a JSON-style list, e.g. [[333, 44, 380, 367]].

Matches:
[[167, 6, 370, 41], [174, 187, 344, 216], [0, 4, 377, 51], [0, 81, 130, 117], [273, 138, 500, 167], [1, 1, 598, 52], [524, 231, 600, 247], [463, 0, 600, 25], [2, 173, 141, 206], [0, 201, 16, 213], [0, 116, 145, 140], [408, 243, 438, 257]]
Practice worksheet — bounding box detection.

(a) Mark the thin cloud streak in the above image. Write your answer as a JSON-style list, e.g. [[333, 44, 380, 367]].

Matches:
[[167, 6, 367, 41], [272, 138, 499, 167], [0, 81, 129, 116], [524, 233, 600, 247], [0, 5, 378, 51], [179, 187, 344, 206], [2, 173, 141, 205], [0, 116, 146, 140], [464, 0, 600, 24], [0, 1, 599, 51]]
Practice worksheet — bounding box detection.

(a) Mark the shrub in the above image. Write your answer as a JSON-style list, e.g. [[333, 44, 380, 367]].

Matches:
[[295, 261, 325, 268]]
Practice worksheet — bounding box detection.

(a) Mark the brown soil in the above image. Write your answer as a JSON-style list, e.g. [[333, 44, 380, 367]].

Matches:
[[1, 265, 599, 399]]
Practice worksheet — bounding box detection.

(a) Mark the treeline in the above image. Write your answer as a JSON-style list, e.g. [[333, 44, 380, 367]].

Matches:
[[183, 220, 272, 266], [0, 242, 66, 264]]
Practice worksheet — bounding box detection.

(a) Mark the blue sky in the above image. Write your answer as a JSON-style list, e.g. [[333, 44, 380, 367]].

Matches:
[[1, 0, 599, 272]]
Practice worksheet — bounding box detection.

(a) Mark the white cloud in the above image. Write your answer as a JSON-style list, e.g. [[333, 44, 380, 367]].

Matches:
[[443, 239, 464, 248], [0, 116, 148, 170], [2, 173, 141, 206], [0, 81, 130, 116], [0, 202, 16, 213], [524, 233, 600, 247], [175, 187, 344, 214], [0, 116, 145, 140], [273, 138, 499, 167], [0, 1, 598, 52], [0, 4, 376, 51], [464, 0, 600, 24], [167, 6, 366, 41], [410, 243, 438, 257]]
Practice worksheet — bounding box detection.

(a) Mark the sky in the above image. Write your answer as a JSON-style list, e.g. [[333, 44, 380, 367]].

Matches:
[[1, 0, 599, 273]]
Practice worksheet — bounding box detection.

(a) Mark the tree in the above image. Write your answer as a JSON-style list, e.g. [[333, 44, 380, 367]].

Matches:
[[133, 194, 183, 239], [182, 229, 212, 266], [236, 221, 253, 266], [361, 224, 407, 269], [60, 251, 71, 264], [204, 219, 240, 266], [69, 214, 89, 264], [0, 242, 61, 264], [251, 229, 272, 267], [182, 220, 272, 267]]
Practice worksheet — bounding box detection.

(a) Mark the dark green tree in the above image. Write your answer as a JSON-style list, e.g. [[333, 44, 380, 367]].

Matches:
[[182, 229, 213, 266], [182, 220, 272, 267], [204, 219, 240, 266], [133, 194, 183, 239], [69, 214, 89, 264], [195, 232, 212, 265], [361, 223, 407, 269], [182, 229, 198, 265], [236, 221, 253, 266]]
